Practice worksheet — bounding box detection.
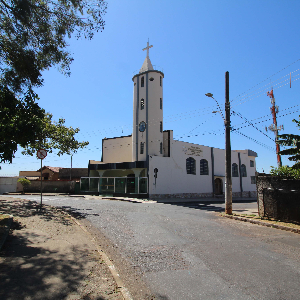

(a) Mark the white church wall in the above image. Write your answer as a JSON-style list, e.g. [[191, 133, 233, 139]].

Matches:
[[231, 151, 241, 193], [102, 136, 132, 163], [240, 154, 257, 192], [213, 148, 225, 176], [148, 140, 214, 197]]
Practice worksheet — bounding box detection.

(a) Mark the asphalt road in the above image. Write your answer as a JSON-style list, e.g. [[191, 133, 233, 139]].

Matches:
[[7, 195, 300, 300]]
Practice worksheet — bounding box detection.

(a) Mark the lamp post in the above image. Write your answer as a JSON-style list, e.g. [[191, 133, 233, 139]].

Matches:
[[205, 71, 232, 214]]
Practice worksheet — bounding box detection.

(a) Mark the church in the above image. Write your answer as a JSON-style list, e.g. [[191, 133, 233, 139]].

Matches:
[[84, 42, 258, 198]]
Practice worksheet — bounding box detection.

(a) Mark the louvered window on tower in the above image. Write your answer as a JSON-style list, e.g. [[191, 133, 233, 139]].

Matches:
[[160, 121, 163, 133], [141, 99, 144, 110], [200, 159, 209, 175], [160, 76, 162, 86], [186, 157, 196, 175], [160, 142, 163, 154], [140, 142, 144, 154], [160, 98, 162, 109], [141, 76, 144, 87]]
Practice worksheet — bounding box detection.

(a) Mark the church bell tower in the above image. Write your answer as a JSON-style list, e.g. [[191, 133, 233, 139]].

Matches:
[[132, 41, 164, 162]]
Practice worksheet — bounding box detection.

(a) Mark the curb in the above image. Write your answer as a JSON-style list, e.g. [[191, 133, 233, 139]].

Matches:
[[0, 216, 13, 251], [223, 214, 300, 234], [66, 213, 133, 300]]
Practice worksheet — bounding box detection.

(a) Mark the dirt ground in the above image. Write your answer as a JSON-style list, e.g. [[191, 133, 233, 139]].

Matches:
[[0, 196, 124, 300]]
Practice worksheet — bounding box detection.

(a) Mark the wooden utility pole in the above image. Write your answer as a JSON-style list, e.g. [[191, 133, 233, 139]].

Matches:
[[225, 71, 232, 214]]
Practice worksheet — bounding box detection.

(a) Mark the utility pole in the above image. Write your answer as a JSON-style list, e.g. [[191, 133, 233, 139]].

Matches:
[[225, 71, 232, 215], [266, 89, 283, 168]]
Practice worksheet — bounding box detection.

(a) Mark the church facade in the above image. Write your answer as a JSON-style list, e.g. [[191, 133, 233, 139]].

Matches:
[[85, 42, 257, 198]]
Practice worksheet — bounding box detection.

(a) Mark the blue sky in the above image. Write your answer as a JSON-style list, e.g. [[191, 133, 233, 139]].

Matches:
[[2, 0, 300, 176]]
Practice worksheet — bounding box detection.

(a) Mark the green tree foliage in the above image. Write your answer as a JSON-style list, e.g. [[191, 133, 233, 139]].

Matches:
[[17, 177, 31, 187], [0, 0, 107, 93], [21, 113, 89, 157], [277, 115, 300, 169], [0, 86, 44, 162], [270, 165, 300, 180], [0, 0, 105, 162]]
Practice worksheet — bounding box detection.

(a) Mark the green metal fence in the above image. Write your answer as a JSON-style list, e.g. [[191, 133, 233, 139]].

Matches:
[[80, 177, 148, 194]]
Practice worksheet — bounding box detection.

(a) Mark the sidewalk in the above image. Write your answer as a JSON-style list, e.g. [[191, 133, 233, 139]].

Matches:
[[0, 196, 125, 300]]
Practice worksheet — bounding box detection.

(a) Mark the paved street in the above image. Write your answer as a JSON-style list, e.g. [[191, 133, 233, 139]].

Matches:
[[6, 195, 300, 300]]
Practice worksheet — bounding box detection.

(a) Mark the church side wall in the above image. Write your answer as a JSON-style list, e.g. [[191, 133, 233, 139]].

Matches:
[[149, 141, 214, 196], [231, 151, 241, 193], [240, 154, 257, 192], [148, 140, 257, 197], [102, 136, 132, 163]]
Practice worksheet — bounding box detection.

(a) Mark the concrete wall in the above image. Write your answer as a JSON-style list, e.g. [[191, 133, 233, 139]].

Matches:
[[24, 180, 76, 193], [102, 136, 132, 163], [149, 141, 214, 196], [256, 174, 300, 222], [0, 177, 18, 194], [148, 140, 257, 197]]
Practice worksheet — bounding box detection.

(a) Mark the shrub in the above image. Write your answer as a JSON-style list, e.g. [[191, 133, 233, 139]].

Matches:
[[270, 165, 300, 180]]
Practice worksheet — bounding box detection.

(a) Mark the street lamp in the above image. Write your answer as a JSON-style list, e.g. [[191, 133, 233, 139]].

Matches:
[[205, 93, 225, 121], [206, 71, 232, 214]]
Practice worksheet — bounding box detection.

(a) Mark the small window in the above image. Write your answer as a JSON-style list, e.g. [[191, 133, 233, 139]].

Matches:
[[141, 98, 144, 110], [149, 77, 154, 81], [160, 121, 163, 133], [232, 163, 239, 177], [140, 142, 144, 154], [250, 160, 254, 167], [141, 76, 144, 87], [251, 176, 256, 184], [160, 76, 162, 86], [200, 159, 209, 175], [160, 98, 162, 109], [160, 142, 163, 154], [241, 164, 247, 177], [186, 157, 196, 175]]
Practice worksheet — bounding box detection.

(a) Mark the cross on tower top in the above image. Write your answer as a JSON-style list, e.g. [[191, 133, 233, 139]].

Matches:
[[142, 39, 153, 58]]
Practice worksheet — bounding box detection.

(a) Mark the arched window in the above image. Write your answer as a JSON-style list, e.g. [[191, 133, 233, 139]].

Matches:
[[160, 142, 163, 154], [232, 163, 239, 177], [241, 164, 247, 177], [186, 157, 196, 175], [160, 121, 163, 133], [141, 76, 144, 87], [200, 159, 209, 175], [160, 76, 162, 86]]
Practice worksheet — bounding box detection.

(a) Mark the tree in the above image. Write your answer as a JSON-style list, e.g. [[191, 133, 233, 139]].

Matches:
[[0, 85, 45, 163], [277, 115, 300, 169], [0, 0, 106, 162], [270, 165, 300, 180], [17, 177, 31, 193], [0, 0, 107, 93], [21, 113, 89, 157]]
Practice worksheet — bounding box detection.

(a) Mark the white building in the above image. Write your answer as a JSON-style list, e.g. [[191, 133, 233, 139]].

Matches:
[[86, 42, 257, 198]]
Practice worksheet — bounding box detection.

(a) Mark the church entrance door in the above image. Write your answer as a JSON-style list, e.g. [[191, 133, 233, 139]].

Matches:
[[215, 178, 223, 195]]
